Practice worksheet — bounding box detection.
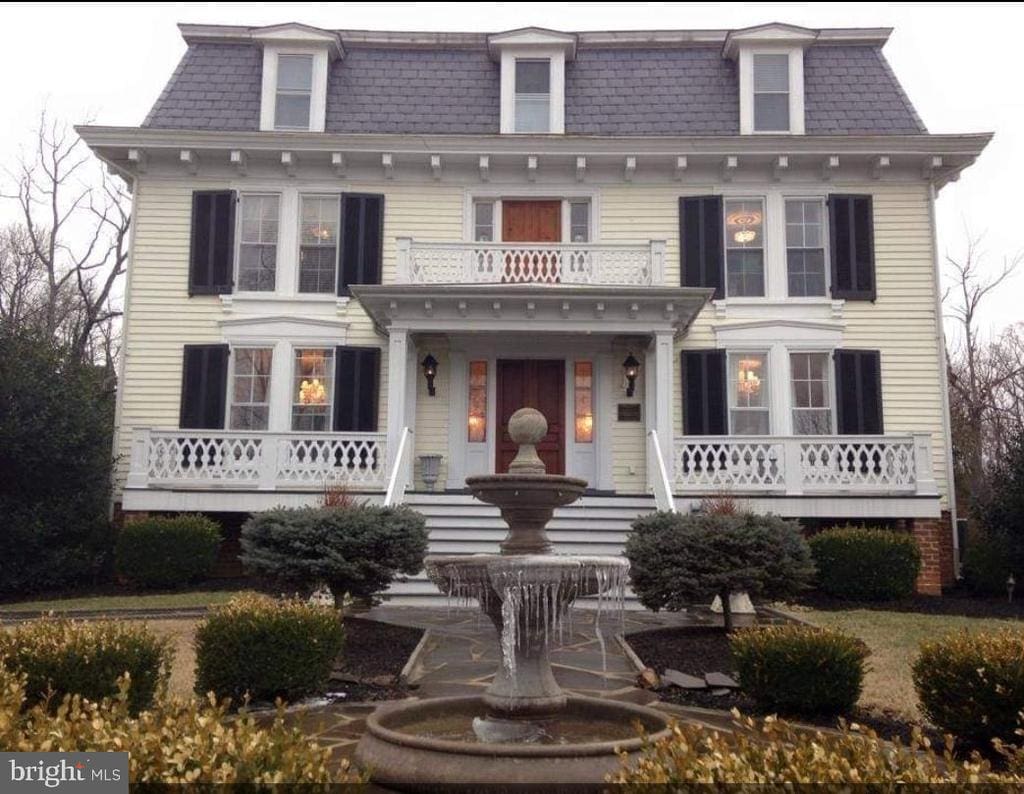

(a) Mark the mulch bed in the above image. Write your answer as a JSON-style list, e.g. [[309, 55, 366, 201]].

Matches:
[[326, 616, 424, 702], [625, 625, 944, 747], [790, 588, 1024, 620]]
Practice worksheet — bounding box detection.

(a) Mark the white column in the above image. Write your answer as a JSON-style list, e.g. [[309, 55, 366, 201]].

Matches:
[[386, 328, 409, 472], [447, 350, 468, 489], [654, 331, 674, 461], [596, 353, 616, 491]]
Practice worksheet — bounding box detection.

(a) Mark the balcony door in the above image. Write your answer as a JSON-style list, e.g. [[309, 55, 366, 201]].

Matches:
[[501, 200, 562, 283], [496, 359, 565, 475]]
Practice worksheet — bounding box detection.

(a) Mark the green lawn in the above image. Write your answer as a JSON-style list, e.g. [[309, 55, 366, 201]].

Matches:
[[781, 606, 1023, 720], [0, 590, 252, 614]]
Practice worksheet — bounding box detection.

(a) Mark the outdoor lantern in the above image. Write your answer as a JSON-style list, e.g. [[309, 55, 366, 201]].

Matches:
[[623, 353, 640, 398], [421, 353, 439, 396]]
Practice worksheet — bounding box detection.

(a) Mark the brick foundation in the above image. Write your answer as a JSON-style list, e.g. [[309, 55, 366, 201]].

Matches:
[[910, 511, 955, 595]]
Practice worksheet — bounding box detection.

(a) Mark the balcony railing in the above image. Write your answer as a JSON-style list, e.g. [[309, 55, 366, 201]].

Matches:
[[396, 238, 666, 287], [672, 434, 938, 496], [126, 429, 387, 490]]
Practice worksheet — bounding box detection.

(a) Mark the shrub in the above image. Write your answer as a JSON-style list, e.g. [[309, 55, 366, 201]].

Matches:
[[731, 624, 868, 716], [975, 430, 1024, 576], [609, 713, 1023, 786], [963, 531, 1014, 596], [194, 594, 344, 702], [913, 629, 1024, 744], [808, 526, 921, 601], [0, 618, 170, 713], [0, 329, 115, 595], [115, 514, 222, 588], [240, 504, 428, 600], [0, 666, 363, 785], [626, 512, 815, 632]]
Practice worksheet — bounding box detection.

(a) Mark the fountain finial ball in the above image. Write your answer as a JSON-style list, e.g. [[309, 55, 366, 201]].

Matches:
[[508, 407, 547, 445]]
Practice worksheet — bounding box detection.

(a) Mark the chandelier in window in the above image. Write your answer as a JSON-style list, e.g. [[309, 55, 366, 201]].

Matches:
[[727, 209, 762, 245], [299, 378, 327, 405], [737, 358, 762, 396]]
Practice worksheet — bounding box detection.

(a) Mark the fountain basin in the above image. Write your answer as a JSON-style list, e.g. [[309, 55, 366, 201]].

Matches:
[[354, 695, 672, 791]]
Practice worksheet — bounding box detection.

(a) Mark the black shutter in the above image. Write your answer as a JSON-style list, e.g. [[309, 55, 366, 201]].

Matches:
[[189, 191, 235, 295], [680, 196, 724, 299], [179, 344, 229, 429], [681, 349, 727, 435], [333, 346, 381, 431], [828, 194, 875, 301], [338, 194, 384, 296], [834, 349, 884, 434]]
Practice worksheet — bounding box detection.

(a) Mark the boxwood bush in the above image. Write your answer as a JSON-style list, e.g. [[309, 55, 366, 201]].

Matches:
[[913, 629, 1024, 744], [0, 618, 170, 713], [808, 526, 921, 601], [0, 666, 363, 785], [240, 504, 428, 600], [731, 624, 868, 717], [115, 514, 221, 589], [194, 594, 344, 703]]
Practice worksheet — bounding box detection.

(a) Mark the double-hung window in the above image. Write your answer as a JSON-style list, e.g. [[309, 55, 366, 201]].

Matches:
[[473, 200, 496, 242], [786, 199, 827, 297], [237, 194, 279, 292], [275, 55, 313, 130], [569, 200, 590, 243], [292, 348, 334, 431], [790, 352, 833, 434], [753, 54, 790, 132], [729, 352, 770, 435], [299, 195, 338, 294], [228, 348, 272, 430], [514, 59, 551, 133], [725, 198, 765, 297]]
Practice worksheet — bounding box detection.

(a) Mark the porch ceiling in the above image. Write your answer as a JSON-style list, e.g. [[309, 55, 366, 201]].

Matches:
[[350, 284, 713, 336]]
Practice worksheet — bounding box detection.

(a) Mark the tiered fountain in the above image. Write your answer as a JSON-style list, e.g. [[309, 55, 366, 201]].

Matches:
[[355, 408, 672, 790]]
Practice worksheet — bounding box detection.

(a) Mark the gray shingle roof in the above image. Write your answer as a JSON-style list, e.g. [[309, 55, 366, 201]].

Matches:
[[143, 41, 926, 136]]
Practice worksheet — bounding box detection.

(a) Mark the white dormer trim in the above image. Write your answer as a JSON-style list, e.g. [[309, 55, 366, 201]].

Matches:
[[488, 28, 577, 135], [725, 24, 814, 136], [255, 24, 343, 134]]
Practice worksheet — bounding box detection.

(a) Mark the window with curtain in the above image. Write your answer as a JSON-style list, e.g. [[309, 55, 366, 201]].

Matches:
[[514, 59, 551, 132], [299, 195, 338, 294], [468, 361, 487, 442], [569, 200, 590, 243], [729, 352, 770, 434], [753, 53, 790, 132], [574, 361, 593, 443], [473, 201, 495, 242], [275, 54, 313, 130]]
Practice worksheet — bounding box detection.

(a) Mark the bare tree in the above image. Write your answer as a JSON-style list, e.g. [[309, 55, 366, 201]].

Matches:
[[1, 109, 130, 366]]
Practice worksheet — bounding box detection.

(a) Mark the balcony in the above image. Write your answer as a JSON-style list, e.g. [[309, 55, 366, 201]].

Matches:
[[671, 434, 938, 496], [126, 429, 387, 491], [396, 238, 666, 286]]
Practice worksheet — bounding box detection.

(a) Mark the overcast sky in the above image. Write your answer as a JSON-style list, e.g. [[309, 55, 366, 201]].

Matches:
[[2, 2, 1021, 336]]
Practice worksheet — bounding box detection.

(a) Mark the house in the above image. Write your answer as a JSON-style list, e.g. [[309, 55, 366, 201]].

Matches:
[[79, 21, 990, 598]]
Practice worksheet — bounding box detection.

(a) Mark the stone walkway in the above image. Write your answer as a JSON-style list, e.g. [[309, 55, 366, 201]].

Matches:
[[285, 605, 744, 769]]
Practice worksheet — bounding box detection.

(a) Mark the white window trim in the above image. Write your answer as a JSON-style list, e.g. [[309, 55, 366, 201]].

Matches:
[[499, 48, 566, 134], [260, 46, 329, 132], [296, 193, 341, 295], [235, 192, 282, 295], [738, 46, 805, 135], [784, 195, 831, 299], [226, 345, 274, 431]]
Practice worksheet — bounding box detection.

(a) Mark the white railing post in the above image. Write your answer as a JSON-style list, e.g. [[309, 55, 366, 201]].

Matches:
[[126, 428, 151, 488], [396, 237, 412, 283], [782, 438, 803, 495], [258, 436, 279, 490], [649, 240, 666, 285], [647, 430, 677, 513], [912, 432, 939, 495]]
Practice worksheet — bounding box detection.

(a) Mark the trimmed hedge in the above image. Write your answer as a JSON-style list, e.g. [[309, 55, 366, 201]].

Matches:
[[194, 594, 344, 703], [731, 624, 868, 717], [809, 526, 921, 601], [0, 618, 170, 713], [913, 629, 1024, 744], [0, 666, 363, 785], [115, 514, 221, 589], [240, 504, 428, 600]]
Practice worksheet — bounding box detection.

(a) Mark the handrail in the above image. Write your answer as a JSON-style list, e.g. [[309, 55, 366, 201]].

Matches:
[[647, 430, 677, 513], [384, 427, 414, 507]]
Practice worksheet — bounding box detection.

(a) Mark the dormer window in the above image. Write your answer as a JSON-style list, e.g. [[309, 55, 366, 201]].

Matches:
[[514, 59, 551, 133], [275, 55, 314, 130], [753, 54, 790, 132]]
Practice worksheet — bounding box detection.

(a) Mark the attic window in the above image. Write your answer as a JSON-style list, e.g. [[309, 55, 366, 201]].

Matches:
[[275, 55, 314, 130], [514, 60, 551, 133], [753, 54, 790, 132]]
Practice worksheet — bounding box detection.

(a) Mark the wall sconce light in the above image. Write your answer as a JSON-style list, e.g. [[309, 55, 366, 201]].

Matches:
[[623, 353, 640, 398], [421, 354, 438, 396]]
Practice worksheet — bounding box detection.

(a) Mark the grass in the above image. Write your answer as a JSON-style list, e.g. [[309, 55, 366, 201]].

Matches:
[[0, 590, 252, 614], [781, 606, 1024, 720]]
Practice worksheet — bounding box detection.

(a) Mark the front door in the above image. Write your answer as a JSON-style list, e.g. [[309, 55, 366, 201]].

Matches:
[[496, 359, 565, 474]]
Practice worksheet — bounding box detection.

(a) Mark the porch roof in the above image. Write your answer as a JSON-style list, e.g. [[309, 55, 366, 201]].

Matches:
[[350, 284, 713, 336]]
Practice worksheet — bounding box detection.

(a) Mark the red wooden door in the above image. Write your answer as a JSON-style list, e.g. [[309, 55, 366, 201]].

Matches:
[[496, 359, 565, 475], [501, 200, 562, 242]]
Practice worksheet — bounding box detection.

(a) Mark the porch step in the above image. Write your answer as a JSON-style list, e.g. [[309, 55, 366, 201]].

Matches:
[[382, 492, 656, 605]]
